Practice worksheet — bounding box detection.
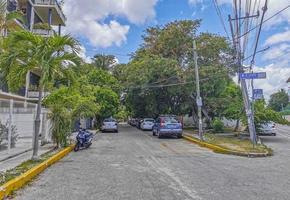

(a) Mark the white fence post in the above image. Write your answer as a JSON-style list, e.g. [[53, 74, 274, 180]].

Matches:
[[8, 99, 13, 154]]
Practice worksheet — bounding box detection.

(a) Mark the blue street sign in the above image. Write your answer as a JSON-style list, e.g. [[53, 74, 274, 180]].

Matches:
[[253, 89, 263, 100], [240, 72, 267, 79]]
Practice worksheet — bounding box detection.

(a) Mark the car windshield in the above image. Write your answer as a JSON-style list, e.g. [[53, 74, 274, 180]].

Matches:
[[162, 117, 179, 123]]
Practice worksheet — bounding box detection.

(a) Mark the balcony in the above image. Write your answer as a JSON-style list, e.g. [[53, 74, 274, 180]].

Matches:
[[32, 0, 66, 26], [32, 28, 54, 36], [27, 91, 50, 99]]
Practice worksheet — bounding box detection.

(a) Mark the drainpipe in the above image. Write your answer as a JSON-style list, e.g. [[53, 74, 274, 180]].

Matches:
[[29, 5, 35, 31], [58, 24, 61, 35], [48, 8, 52, 26]]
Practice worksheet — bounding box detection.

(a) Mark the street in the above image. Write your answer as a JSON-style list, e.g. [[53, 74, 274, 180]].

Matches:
[[15, 124, 290, 200]]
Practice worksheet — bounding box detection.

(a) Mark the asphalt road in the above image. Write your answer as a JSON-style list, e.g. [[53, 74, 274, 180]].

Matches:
[[15, 124, 290, 200]]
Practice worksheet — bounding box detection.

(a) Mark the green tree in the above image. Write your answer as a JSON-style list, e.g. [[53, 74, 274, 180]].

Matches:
[[119, 20, 234, 126], [0, 31, 80, 159], [252, 100, 289, 131], [220, 83, 243, 131], [91, 54, 117, 71], [44, 86, 99, 147], [268, 89, 289, 112]]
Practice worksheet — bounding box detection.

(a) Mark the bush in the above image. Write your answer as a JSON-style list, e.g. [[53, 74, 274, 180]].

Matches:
[[0, 120, 18, 148], [212, 118, 224, 133]]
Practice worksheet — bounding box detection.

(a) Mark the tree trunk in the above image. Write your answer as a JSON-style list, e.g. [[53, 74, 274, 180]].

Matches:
[[191, 109, 198, 128], [32, 87, 43, 160], [234, 119, 240, 132]]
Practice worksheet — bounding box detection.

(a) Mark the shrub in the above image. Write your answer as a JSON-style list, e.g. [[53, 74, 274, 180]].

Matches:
[[212, 118, 224, 133], [0, 120, 18, 147]]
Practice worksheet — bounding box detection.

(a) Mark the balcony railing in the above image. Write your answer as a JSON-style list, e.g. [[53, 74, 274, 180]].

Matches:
[[32, 0, 66, 22], [27, 91, 50, 99], [32, 29, 54, 36]]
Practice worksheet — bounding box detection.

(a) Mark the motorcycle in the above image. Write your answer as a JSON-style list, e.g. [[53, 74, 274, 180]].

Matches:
[[74, 129, 93, 152]]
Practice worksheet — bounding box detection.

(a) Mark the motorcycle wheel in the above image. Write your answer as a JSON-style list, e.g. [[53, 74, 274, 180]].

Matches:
[[74, 143, 80, 152]]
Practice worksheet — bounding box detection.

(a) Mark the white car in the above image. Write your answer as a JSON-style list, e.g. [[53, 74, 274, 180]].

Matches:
[[101, 118, 118, 133], [259, 122, 276, 136], [140, 118, 155, 130]]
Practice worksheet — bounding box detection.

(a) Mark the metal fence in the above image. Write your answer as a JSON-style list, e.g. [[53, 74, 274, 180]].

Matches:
[[0, 98, 51, 155]]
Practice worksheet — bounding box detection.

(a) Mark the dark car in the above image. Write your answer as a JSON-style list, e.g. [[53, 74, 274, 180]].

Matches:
[[152, 115, 182, 138]]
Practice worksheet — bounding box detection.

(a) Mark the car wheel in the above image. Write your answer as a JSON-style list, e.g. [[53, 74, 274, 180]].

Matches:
[[157, 130, 162, 139], [153, 129, 156, 136], [272, 133, 276, 136], [177, 134, 182, 139], [116, 129, 119, 133]]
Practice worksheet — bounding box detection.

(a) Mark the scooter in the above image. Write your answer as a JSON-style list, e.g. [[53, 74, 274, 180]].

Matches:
[[74, 129, 93, 152]]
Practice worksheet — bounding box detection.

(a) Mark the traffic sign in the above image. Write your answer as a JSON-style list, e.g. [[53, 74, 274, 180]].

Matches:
[[253, 89, 263, 100], [239, 72, 266, 79]]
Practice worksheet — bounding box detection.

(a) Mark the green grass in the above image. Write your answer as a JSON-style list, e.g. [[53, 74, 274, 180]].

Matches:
[[185, 130, 272, 154], [0, 149, 60, 186], [204, 134, 272, 153]]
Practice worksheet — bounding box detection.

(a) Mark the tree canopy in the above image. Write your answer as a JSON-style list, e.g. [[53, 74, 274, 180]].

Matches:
[[268, 89, 289, 112]]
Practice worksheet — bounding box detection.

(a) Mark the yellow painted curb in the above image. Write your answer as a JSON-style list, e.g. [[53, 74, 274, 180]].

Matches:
[[182, 134, 272, 157], [0, 145, 74, 199]]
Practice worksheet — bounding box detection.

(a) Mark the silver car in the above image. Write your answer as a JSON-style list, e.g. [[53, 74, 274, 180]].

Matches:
[[259, 122, 276, 136], [101, 118, 118, 133]]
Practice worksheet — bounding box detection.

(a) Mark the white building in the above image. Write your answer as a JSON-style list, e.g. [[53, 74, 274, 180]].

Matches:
[[287, 78, 290, 102]]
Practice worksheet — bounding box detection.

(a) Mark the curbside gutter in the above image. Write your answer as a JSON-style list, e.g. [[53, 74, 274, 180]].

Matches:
[[182, 134, 273, 158], [0, 145, 74, 200]]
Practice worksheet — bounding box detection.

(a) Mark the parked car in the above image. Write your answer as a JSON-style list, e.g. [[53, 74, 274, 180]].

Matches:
[[258, 122, 276, 136], [140, 118, 155, 130], [101, 118, 118, 133], [130, 118, 139, 127], [136, 118, 143, 129], [152, 115, 183, 138], [128, 119, 134, 126]]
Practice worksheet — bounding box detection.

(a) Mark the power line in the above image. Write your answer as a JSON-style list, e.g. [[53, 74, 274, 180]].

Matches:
[[126, 71, 230, 90], [238, 4, 290, 39], [212, 0, 231, 39], [249, 0, 268, 69]]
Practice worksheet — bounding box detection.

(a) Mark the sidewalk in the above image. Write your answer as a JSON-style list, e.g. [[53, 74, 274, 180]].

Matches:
[[0, 138, 54, 173]]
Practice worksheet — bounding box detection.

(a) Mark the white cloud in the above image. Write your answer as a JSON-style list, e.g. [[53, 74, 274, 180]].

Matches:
[[262, 43, 290, 61], [188, 0, 231, 6], [188, 0, 203, 5], [63, 0, 158, 48], [265, 30, 290, 46], [77, 45, 92, 63], [253, 64, 290, 100]]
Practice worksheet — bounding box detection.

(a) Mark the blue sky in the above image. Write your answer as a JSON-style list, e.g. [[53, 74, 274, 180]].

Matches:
[[62, 0, 290, 98]]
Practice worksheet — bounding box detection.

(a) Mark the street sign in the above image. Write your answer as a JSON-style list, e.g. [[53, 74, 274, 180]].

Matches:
[[253, 89, 263, 100], [239, 72, 266, 79]]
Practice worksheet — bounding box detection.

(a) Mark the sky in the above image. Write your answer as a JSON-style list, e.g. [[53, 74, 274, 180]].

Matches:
[[61, 0, 290, 99]]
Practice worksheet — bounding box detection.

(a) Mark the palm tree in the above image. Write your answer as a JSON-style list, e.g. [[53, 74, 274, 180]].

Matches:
[[0, 31, 81, 159]]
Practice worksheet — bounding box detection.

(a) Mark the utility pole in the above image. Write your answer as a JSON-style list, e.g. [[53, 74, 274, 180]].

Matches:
[[193, 40, 203, 141], [228, 1, 263, 145]]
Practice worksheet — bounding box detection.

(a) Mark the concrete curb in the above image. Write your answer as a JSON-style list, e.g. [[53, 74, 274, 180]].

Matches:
[[182, 134, 272, 158], [0, 145, 74, 199]]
